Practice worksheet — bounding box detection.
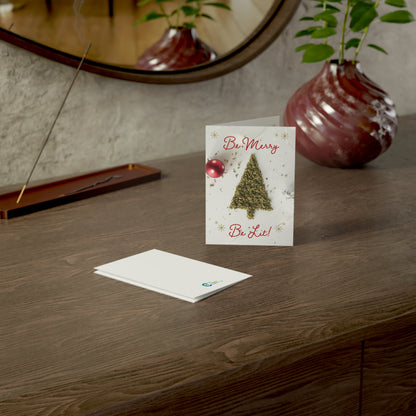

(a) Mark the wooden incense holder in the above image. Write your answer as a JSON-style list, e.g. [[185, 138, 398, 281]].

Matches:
[[0, 163, 161, 219]]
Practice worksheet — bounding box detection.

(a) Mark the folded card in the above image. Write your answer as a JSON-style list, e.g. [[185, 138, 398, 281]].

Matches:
[[206, 116, 296, 246], [94, 249, 251, 303]]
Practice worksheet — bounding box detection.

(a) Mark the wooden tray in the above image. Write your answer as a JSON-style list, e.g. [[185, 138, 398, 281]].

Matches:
[[0, 163, 161, 219]]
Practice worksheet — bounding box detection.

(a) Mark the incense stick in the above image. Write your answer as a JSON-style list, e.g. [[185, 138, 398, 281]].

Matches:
[[16, 42, 92, 204]]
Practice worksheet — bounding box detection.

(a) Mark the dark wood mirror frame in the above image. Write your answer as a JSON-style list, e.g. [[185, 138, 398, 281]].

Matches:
[[0, 0, 300, 84]]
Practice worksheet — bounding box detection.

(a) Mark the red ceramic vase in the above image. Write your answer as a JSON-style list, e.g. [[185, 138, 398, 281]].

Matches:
[[135, 27, 217, 71], [283, 60, 398, 168]]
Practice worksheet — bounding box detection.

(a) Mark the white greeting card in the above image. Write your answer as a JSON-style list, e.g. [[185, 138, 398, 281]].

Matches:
[[206, 116, 296, 246], [94, 249, 251, 303]]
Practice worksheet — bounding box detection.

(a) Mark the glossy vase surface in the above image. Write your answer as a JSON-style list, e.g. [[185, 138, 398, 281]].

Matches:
[[284, 61, 397, 168], [135, 27, 217, 71]]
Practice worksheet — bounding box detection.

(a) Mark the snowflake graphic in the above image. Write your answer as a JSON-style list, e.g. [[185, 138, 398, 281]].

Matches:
[[275, 223, 286, 232]]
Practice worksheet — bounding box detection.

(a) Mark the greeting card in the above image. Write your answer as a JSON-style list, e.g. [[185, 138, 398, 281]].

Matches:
[[206, 116, 296, 246]]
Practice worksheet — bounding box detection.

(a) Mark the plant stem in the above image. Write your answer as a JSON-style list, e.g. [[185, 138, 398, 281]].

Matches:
[[191, 1, 200, 26], [323, 0, 327, 45], [353, 0, 380, 63], [321, 0, 332, 62], [339, 0, 351, 65], [352, 27, 368, 64], [176, 0, 181, 27], [158, 2, 172, 27]]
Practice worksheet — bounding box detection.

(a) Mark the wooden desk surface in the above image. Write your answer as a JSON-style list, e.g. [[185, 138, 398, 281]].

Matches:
[[1, 115, 415, 416]]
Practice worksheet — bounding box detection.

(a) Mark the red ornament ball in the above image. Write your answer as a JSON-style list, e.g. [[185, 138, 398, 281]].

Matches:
[[205, 159, 225, 178]]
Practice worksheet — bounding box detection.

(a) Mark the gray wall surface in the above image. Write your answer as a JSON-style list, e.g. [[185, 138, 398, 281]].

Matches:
[[1, 1, 415, 186]]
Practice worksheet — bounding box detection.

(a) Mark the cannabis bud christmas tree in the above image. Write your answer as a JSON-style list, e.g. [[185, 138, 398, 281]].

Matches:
[[229, 154, 273, 219]]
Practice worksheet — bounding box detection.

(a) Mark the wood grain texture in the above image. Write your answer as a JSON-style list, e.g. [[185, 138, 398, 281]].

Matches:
[[85, 344, 361, 416], [362, 327, 416, 416], [0, 115, 415, 415]]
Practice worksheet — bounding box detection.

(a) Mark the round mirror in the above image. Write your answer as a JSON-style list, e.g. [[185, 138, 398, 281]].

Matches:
[[0, 0, 300, 83]]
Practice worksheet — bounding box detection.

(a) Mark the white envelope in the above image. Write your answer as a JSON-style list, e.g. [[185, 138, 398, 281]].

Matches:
[[94, 249, 251, 303]]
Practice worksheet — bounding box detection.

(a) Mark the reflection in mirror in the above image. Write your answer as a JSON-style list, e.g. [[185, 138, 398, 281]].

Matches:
[[0, 0, 300, 83], [134, 1, 233, 71], [0, 0, 274, 68]]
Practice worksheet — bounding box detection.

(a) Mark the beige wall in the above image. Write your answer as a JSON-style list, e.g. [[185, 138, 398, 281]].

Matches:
[[1, 1, 415, 186]]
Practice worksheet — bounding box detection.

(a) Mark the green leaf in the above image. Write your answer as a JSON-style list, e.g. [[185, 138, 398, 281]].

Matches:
[[345, 38, 360, 49], [350, 3, 378, 32], [136, 0, 153, 6], [183, 22, 196, 28], [295, 27, 322, 37], [314, 11, 338, 27], [385, 0, 406, 7], [201, 13, 214, 20], [314, 9, 338, 15], [380, 10, 415, 23], [300, 17, 315, 21], [135, 11, 166, 25], [350, 2, 369, 18], [295, 43, 315, 52], [203, 2, 232, 10], [180, 5, 199, 16], [301, 44, 335, 62], [368, 44, 388, 53], [315, 4, 341, 11], [311, 27, 337, 38]]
